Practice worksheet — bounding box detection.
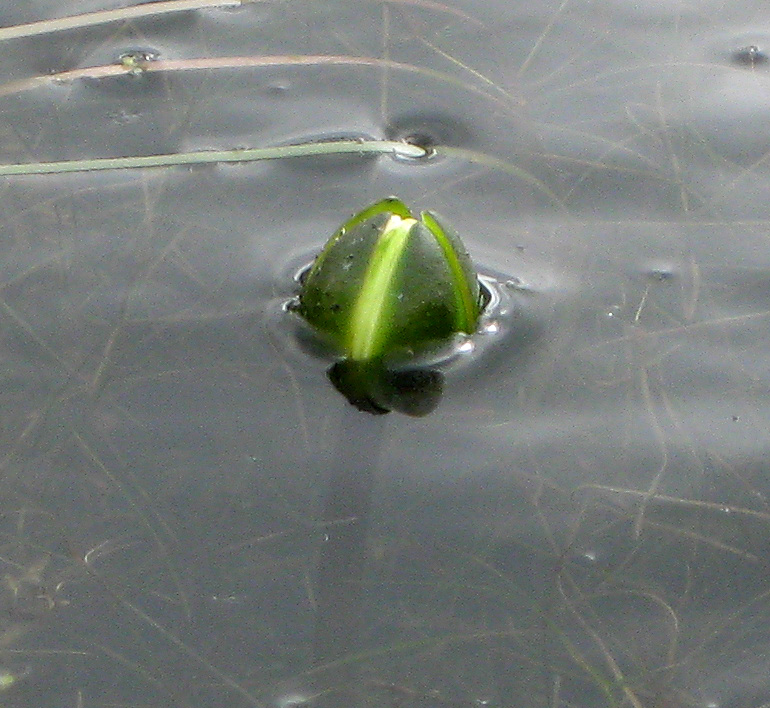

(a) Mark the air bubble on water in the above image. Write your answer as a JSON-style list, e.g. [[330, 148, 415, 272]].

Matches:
[[264, 81, 290, 96], [391, 139, 433, 162], [386, 112, 471, 165], [504, 276, 533, 292]]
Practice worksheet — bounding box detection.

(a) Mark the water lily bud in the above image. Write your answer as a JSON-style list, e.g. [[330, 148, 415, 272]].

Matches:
[[298, 197, 482, 365]]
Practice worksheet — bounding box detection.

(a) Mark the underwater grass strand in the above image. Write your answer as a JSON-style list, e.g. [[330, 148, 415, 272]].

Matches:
[[0, 140, 426, 176], [432, 145, 566, 208]]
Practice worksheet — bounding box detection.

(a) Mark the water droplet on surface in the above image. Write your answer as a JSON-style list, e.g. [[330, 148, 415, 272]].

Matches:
[[646, 266, 677, 282], [637, 261, 678, 283], [117, 48, 159, 76], [731, 44, 768, 67], [504, 276, 534, 293], [108, 108, 141, 125], [80, 46, 165, 95], [210, 593, 245, 605], [391, 140, 433, 162], [264, 81, 290, 96]]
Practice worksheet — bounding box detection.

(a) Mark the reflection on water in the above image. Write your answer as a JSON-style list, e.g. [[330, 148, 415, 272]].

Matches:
[[1, 1, 770, 707]]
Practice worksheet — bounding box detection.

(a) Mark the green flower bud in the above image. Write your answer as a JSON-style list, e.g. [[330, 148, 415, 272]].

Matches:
[[295, 197, 483, 416], [298, 197, 482, 364]]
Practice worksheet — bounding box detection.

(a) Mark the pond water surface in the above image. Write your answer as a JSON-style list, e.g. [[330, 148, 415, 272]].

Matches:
[[1, 1, 770, 707]]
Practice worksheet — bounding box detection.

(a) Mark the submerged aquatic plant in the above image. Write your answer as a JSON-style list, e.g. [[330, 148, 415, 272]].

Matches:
[[297, 197, 483, 415]]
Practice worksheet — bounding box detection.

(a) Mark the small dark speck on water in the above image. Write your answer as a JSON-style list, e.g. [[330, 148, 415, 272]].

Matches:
[[731, 45, 768, 67], [647, 268, 675, 282]]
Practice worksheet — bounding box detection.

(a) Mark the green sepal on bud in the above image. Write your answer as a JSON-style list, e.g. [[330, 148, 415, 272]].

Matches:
[[297, 197, 483, 415]]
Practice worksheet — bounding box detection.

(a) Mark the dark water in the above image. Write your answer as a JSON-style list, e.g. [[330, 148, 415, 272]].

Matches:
[[0, 1, 770, 706]]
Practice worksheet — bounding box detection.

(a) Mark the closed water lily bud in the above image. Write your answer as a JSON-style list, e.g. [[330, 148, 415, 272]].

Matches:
[[296, 197, 483, 416], [298, 197, 482, 364]]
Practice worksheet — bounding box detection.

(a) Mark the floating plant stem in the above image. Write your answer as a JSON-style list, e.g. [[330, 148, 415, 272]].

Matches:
[[0, 141, 560, 210], [0, 140, 425, 176], [0, 142, 559, 209]]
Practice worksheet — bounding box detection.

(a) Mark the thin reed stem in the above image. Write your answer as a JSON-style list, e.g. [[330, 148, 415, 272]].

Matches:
[[0, 140, 425, 176]]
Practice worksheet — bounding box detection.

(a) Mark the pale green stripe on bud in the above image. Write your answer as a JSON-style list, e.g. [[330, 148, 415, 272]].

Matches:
[[347, 215, 416, 361]]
